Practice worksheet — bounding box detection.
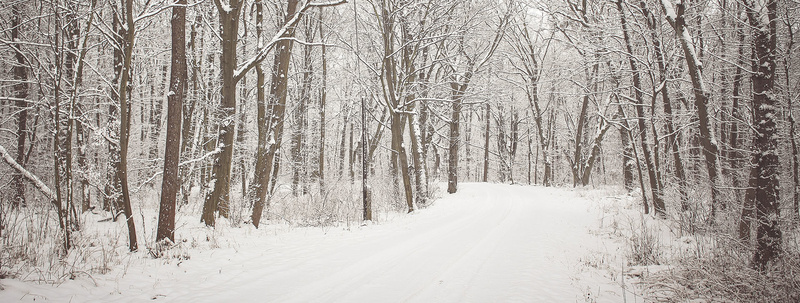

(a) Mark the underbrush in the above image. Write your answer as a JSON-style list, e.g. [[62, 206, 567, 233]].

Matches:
[[610, 187, 800, 302], [639, 235, 800, 302], [1, 175, 437, 285]]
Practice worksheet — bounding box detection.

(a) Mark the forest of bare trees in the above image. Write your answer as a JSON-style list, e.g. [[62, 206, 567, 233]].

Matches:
[[2, 0, 799, 298]]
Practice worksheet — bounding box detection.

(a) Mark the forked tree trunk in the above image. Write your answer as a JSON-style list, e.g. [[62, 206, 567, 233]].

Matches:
[[249, 0, 299, 228], [640, 0, 688, 210], [618, 0, 665, 216], [660, 0, 723, 220]]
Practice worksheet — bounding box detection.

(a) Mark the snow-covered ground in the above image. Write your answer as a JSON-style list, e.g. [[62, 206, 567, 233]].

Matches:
[[1, 183, 632, 302]]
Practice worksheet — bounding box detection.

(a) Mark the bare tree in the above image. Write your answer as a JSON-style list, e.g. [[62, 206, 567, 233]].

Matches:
[[740, 0, 781, 271], [618, 0, 665, 217], [157, 0, 187, 244], [660, 0, 723, 220], [117, 0, 139, 252], [446, 3, 509, 194]]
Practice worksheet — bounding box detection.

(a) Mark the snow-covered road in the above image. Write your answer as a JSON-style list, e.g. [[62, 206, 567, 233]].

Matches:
[[2, 183, 625, 302]]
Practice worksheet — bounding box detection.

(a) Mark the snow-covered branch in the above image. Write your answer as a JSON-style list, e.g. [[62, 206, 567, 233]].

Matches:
[[0, 143, 56, 201], [134, 0, 203, 24], [134, 148, 222, 192], [234, 0, 347, 82]]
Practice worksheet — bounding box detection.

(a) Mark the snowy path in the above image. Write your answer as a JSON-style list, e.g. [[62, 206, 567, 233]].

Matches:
[[2, 183, 624, 302]]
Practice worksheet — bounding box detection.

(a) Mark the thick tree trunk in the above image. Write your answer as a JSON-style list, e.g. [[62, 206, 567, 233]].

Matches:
[[391, 113, 414, 211], [249, 0, 299, 228], [157, 0, 186, 243], [580, 120, 611, 186], [620, 112, 634, 192], [202, 0, 242, 225], [408, 107, 428, 206], [572, 87, 591, 187], [742, 0, 781, 271], [447, 82, 467, 194]]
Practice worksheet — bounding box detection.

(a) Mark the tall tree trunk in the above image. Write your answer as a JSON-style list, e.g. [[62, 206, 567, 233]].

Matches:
[[619, 0, 665, 217], [518, 25, 551, 187], [337, 104, 349, 178], [292, 18, 315, 196], [317, 9, 327, 194], [483, 103, 491, 182], [180, 13, 202, 206], [781, 8, 799, 221], [580, 118, 611, 186], [447, 81, 468, 194], [391, 113, 414, 211], [53, 6, 71, 252], [742, 0, 781, 271], [118, 0, 138, 251], [620, 110, 634, 192], [640, 0, 688, 210], [249, 0, 299, 228], [11, 3, 29, 208], [68, 0, 97, 213], [660, 0, 723, 220], [572, 79, 593, 187], [408, 105, 428, 206], [361, 96, 371, 221], [157, 0, 186, 243], [106, 10, 123, 214], [203, 0, 245, 225]]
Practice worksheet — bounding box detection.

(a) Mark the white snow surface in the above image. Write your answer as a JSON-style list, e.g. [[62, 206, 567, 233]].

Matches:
[[1, 183, 626, 302]]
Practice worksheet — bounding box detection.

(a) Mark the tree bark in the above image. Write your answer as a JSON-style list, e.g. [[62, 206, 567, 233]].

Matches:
[[157, 0, 186, 243], [249, 0, 299, 228], [742, 0, 781, 271], [448, 80, 469, 194], [118, 0, 138, 251], [202, 0, 244, 225]]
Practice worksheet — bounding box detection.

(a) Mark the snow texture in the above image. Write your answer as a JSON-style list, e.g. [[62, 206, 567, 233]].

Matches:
[[0, 183, 625, 302]]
